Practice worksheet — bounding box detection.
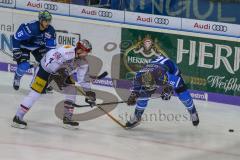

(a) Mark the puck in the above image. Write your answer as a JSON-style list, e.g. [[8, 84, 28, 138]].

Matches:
[[229, 129, 234, 132]]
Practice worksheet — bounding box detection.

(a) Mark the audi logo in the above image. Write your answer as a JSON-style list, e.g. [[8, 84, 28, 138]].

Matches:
[[98, 11, 113, 18], [154, 17, 169, 25], [44, 3, 58, 11], [0, 0, 13, 4], [212, 24, 227, 32]]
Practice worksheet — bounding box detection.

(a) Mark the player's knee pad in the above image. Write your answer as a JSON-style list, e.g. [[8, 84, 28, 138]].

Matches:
[[16, 61, 30, 76], [136, 99, 148, 110], [177, 90, 194, 110]]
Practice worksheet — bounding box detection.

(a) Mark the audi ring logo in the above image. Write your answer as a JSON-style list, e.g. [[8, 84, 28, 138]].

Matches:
[[154, 17, 169, 25], [98, 11, 113, 18], [44, 3, 58, 11], [212, 24, 227, 32], [0, 0, 13, 4]]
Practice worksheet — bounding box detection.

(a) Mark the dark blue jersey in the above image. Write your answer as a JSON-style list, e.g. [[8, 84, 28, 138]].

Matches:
[[12, 21, 56, 51], [150, 55, 180, 76], [132, 55, 182, 94]]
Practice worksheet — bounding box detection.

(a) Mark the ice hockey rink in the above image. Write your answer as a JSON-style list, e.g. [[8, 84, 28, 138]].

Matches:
[[0, 71, 240, 160]]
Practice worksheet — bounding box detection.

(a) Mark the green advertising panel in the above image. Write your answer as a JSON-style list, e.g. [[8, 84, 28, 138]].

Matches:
[[120, 28, 240, 96]]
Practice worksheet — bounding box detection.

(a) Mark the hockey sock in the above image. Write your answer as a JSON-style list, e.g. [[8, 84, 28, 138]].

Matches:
[[15, 62, 30, 78], [135, 99, 148, 119], [64, 101, 74, 120], [16, 104, 30, 120], [16, 89, 41, 120], [177, 90, 196, 113], [134, 109, 144, 120]]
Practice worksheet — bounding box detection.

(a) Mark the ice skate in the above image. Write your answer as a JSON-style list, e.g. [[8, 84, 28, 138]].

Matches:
[[189, 107, 199, 126], [125, 114, 141, 129], [11, 116, 27, 129], [190, 111, 199, 126], [62, 117, 79, 130]]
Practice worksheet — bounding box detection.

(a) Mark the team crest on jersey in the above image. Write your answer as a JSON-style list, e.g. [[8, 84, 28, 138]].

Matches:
[[45, 32, 51, 39], [122, 35, 167, 80]]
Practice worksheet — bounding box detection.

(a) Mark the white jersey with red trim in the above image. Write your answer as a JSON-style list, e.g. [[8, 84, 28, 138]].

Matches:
[[41, 44, 90, 89], [65, 58, 90, 90], [41, 45, 75, 74]]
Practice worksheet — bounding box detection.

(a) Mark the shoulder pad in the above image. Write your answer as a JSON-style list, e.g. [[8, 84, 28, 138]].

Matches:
[[46, 25, 56, 34], [23, 21, 39, 35], [45, 25, 56, 39]]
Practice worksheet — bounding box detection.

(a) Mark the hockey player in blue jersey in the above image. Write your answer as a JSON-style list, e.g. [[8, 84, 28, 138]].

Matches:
[[12, 10, 56, 90], [126, 55, 200, 129]]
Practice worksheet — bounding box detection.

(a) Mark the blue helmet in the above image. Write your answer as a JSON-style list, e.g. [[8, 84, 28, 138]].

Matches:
[[38, 10, 52, 22]]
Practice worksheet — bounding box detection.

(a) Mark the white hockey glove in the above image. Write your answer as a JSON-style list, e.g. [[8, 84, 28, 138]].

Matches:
[[49, 68, 69, 90]]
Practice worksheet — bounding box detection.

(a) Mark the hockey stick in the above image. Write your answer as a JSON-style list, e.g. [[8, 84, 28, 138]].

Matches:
[[89, 71, 108, 79], [95, 104, 126, 129], [71, 95, 167, 108], [66, 100, 128, 108], [70, 77, 126, 129]]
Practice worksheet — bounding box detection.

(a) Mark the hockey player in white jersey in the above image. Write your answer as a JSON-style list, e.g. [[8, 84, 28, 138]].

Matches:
[[11, 39, 95, 129]]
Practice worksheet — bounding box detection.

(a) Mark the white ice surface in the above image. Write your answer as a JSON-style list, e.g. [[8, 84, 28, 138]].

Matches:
[[0, 71, 240, 160]]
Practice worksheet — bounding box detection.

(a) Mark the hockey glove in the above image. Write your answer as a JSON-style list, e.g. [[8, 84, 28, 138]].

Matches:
[[85, 91, 96, 107], [49, 68, 69, 90], [127, 92, 139, 106], [13, 49, 22, 61], [161, 85, 174, 100]]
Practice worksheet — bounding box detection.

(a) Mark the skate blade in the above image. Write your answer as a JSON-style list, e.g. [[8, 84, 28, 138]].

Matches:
[[62, 124, 79, 130], [125, 121, 141, 130], [11, 122, 27, 129]]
